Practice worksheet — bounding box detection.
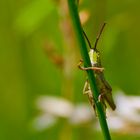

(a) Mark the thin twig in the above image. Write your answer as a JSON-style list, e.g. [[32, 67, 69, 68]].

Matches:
[[67, 1, 111, 140]]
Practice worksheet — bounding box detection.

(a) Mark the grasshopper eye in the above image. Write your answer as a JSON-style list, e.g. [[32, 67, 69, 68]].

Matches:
[[97, 52, 100, 58], [94, 50, 100, 58]]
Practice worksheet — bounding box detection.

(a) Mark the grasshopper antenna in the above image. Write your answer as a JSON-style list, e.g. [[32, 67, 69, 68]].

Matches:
[[94, 23, 106, 50], [82, 30, 92, 49]]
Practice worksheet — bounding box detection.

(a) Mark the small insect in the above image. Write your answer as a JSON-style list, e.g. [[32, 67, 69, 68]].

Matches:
[[78, 23, 116, 113]]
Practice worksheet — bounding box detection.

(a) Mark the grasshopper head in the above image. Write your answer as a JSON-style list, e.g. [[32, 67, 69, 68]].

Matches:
[[89, 49, 100, 66], [83, 23, 106, 66]]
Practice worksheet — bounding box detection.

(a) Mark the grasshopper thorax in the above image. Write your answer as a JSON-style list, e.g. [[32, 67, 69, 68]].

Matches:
[[89, 49, 100, 66]]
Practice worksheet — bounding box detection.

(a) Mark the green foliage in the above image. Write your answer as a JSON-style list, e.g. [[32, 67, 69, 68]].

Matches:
[[0, 0, 140, 140]]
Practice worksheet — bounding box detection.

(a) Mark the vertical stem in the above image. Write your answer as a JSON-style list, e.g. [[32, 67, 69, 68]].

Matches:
[[67, 0, 111, 140]]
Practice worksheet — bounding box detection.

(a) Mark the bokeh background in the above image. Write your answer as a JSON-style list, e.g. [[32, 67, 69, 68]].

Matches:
[[0, 0, 140, 140]]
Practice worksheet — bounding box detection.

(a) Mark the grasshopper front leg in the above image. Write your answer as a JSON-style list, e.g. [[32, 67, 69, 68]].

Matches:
[[83, 80, 97, 115], [78, 59, 104, 72]]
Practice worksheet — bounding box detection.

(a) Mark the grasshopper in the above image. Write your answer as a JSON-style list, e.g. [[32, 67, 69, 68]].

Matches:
[[78, 23, 116, 113]]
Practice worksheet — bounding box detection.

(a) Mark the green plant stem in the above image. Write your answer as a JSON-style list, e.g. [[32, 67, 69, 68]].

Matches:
[[67, 0, 111, 140]]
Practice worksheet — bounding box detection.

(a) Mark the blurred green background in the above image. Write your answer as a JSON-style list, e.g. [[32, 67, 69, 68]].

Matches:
[[0, 0, 140, 140]]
